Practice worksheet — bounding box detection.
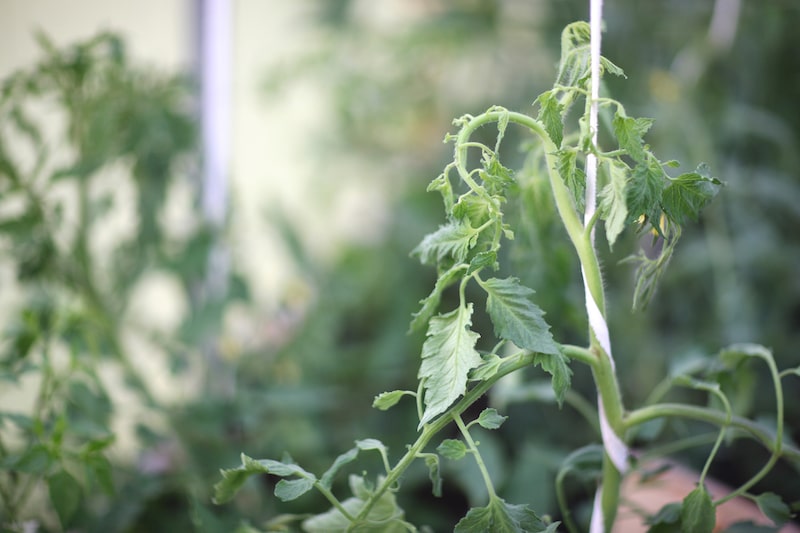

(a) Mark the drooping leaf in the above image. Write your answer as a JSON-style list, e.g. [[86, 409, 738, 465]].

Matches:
[[626, 157, 666, 227], [320, 447, 359, 489], [409, 263, 465, 332], [612, 110, 654, 165], [468, 251, 498, 275], [302, 475, 407, 533], [754, 492, 791, 527], [437, 439, 468, 460], [424, 454, 443, 497], [412, 220, 477, 266], [556, 22, 591, 91], [48, 469, 82, 528], [428, 170, 455, 213], [481, 153, 515, 195], [476, 408, 508, 430], [555, 149, 586, 211], [681, 485, 715, 533], [533, 352, 572, 406], [372, 390, 412, 411], [453, 193, 493, 227], [535, 90, 565, 147], [418, 304, 482, 426], [213, 454, 315, 504], [481, 277, 559, 355], [599, 159, 629, 247], [275, 477, 315, 502], [454, 496, 557, 533], [470, 353, 504, 382], [662, 164, 721, 224]]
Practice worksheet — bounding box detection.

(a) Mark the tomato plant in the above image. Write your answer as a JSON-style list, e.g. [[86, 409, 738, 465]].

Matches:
[[214, 19, 800, 533]]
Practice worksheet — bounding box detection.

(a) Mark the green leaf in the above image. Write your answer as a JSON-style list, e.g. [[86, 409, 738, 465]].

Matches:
[[681, 485, 715, 533], [438, 439, 468, 460], [481, 153, 515, 195], [613, 110, 654, 165], [477, 408, 508, 430], [428, 171, 455, 213], [213, 454, 315, 504], [555, 149, 585, 211], [453, 193, 493, 227], [754, 492, 791, 527], [662, 164, 721, 224], [718, 343, 774, 369], [412, 220, 477, 266], [302, 475, 407, 533], [409, 263, 464, 332], [627, 157, 666, 225], [320, 447, 358, 489], [600, 159, 629, 248], [481, 277, 559, 355], [454, 496, 556, 533], [533, 352, 572, 406], [470, 354, 504, 382], [48, 469, 82, 528], [646, 502, 682, 530], [535, 91, 564, 147], [468, 251, 498, 275], [372, 390, 411, 411], [424, 454, 443, 497], [12, 444, 53, 474], [418, 304, 482, 426], [86, 454, 114, 494], [275, 477, 315, 502]]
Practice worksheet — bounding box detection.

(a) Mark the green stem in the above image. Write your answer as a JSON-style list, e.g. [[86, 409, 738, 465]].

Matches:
[[354, 350, 537, 522], [454, 414, 497, 499], [624, 403, 800, 465]]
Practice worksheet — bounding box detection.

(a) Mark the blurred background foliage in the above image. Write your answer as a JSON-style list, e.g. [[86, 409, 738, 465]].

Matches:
[[1, 0, 799, 532]]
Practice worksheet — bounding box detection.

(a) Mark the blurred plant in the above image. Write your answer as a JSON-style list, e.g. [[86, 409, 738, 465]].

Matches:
[[215, 21, 800, 532], [0, 31, 247, 531]]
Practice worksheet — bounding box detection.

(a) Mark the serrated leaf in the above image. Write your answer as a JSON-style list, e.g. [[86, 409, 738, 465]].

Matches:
[[428, 171, 455, 213], [302, 475, 406, 533], [600, 159, 629, 247], [627, 157, 666, 226], [470, 354, 504, 382], [213, 454, 315, 504], [453, 194, 493, 227], [412, 220, 476, 266], [409, 263, 464, 332], [320, 447, 358, 489], [600, 57, 626, 78], [613, 110, 654, 165], [418, 304, 482, 426], [754, 492, 791, 527], [681, 485, 715, 533], [424, 454, 442, 497], [468, 251, 498, 275], [48, 469, 81, 528], [454, 496, 556, 533], [535, 91, 564, 147], [477, 408, 507, 430], [275, 477, 315, 502], [372, 390, 410, 411], [482, 154, 515, 195], [533, 352, 572, 406], [555, 149, 585, 211], [482, 277, 559, 355], [438, 439, 468, 460], [662, 165, 721, 224]]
